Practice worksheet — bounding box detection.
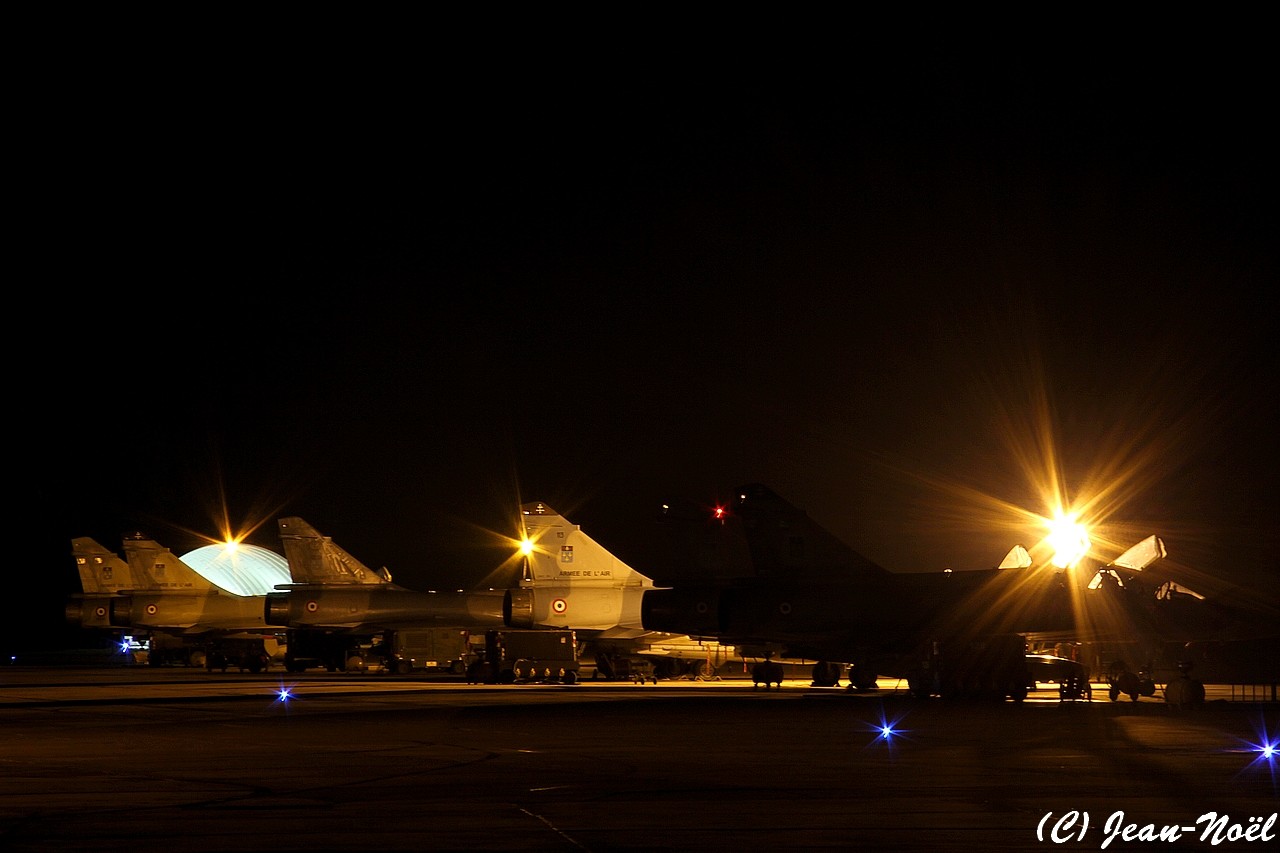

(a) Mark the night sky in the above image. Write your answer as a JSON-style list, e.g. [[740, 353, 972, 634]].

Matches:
[[18, 43, 1277, 652]]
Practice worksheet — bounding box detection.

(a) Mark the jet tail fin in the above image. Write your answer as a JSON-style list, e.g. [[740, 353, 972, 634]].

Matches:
[[1088, 534, 1182, 591], [1106, 535, 1208, 599], [1112, 535, 1167, 571], [505, 502, 652, 632], [71, 537, 134, 594], [651, 483, 893, 584], [519, 502, 652, 588], [277, 517, 393, 585], [121, 534, 220, 592], [997, 545, 1033, 569]]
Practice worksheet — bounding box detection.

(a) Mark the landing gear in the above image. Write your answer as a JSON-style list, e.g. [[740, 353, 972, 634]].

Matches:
[[1163, 661, 1205, 708], [752, 658, 784, 690], [1107, 664, 1156, 702], [907, 672, 935, 699], [686, 659, 716, 681], [811, 661, 842, 687], [844, 663, 879, 692]]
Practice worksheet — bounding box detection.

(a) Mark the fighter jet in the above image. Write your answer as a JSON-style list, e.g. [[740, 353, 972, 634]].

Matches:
[[638, 483, 1270, 697], [264, 512, 727, 679], [66, 534, 271, 635], [64, 534, 288, 669], [65, 537, 137, 631], [263, 517, 507, 633], [505, 501, 654, 633], [1053, 533, 1280, 686], [274, 517, 394, 586], [504, 501, 781, 681], [107, 533, 277, 634]]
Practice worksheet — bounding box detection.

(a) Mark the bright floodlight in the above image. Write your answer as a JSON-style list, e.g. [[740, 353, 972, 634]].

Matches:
[[1046, 513, 1090, 569], [520, 538, 534, 556]]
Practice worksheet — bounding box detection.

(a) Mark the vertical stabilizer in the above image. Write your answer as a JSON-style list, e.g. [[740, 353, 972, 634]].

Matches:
[[519, 502, 652, 588], [71, 538, 134, 594], [998, 545, 1032, 569], [121, 534, 219, 592], [1111, 535, 1167, 571], [505, 502, 652, 631], [1088, 535, 1171, 590], [277, 517, 392, 585]]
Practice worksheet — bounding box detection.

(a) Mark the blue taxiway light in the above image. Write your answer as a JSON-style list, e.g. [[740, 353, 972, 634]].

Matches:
[[862, 705, 911, 748]]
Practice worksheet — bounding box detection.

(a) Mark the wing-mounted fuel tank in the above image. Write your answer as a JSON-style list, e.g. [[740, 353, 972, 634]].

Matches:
[[639, 586, 726, 636]]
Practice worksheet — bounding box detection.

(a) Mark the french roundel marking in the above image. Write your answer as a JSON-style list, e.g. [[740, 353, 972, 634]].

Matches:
[[146, 604, 158, 615], [552, 598, 567, 614], [306, 601, 318, 613], [695, 602, 709, 615], [779, 602, 792, 615], [95, 606, 106, 617]]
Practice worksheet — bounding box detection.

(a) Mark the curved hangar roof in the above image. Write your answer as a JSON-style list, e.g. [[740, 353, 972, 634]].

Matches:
[[180, 543, 291, 597]]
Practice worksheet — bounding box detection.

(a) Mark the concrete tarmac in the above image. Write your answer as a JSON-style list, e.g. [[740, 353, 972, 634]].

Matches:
[[1, 667, 1276, 851]]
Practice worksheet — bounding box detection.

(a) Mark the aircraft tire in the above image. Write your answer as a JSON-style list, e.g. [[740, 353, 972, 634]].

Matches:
[[562, 670, 577, 685], [812, 661, 840, 687], [593, 653, 618, 681], [687, 660, 714, 680], [852, 669, 879, 691]]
